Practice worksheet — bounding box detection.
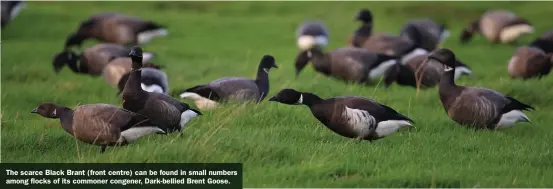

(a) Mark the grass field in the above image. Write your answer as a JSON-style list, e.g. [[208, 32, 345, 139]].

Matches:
[[2, 1, 553, 187]]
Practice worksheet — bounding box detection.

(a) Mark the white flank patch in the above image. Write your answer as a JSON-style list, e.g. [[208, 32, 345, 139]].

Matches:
[[496, 110, 530, 129], [400, 48, 428, 65], [369, 59, 397, 80], [9, 2, 26, 21], [263, 68, 269, 73], [444, 65, 453, 72], [343, 106, 375, 138], [454, 66, 472, 80], [179, 92, 218, 110], [297, 35, 327, 50], [141, 83, 164, 93], [142, 52, 155, 62], [137, 28, 169, 45], [179, 110, 200, 129], [296, 94, 303, 104], [375, 120, 412, 137], [119, 127, 165, 143], [500, 25, 534, 43], [440, 30, 451, 43]]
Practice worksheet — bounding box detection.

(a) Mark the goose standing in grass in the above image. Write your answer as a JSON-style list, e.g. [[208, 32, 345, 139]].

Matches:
[[177, 55, 278, 110], [52, 43, 155, 76], [268, 89, 414, 141], [64, 13, 168, 48], [460, 10, 534, 45], [116, 67, 169, 95], [31, 103, 165, 153], [399, 19, 450, 51], [296, 20, 329, 51], [103, 57, 163, 87], [1, 1, 26, 29], [295, 47, 399, 84], [384, 49, 472, 88], [121, 46, 201, 133], [349, 9, 417, 57], [430, 48, 534, 129]]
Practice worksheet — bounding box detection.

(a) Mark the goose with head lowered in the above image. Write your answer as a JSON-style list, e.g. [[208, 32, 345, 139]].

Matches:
[[268, 89, 414, 141], [64, 12, 168, 49], [102, 56, 164, 87], [507, 42, 553, 80], [295, 47, 400, 84], [121, 46, 202, 133], [52, 43, 156, 76], [460, 10, 534, 45], [384, 48, 472, 88], [431, 48, 534, 130], [31, 103, 165, 153], [296, 20, 329, 51], [349, 9, 418, 57], [176, 55, 278, 110], [399, 19, 450, 51]]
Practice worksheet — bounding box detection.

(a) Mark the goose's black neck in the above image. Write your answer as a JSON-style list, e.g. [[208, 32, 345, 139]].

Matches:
[[355, 23, 372, 36], [255, 64, 270, 101], [57, 107, 74, 135], [301, 92, 323, 107]]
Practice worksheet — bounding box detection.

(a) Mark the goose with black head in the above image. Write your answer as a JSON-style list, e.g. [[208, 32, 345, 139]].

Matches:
[[177, 55, 278, 110], [31, 103, 164, 153], [268, 89, 414, 141], [121, 46, 201, 133], [431, 48, 534, 129]]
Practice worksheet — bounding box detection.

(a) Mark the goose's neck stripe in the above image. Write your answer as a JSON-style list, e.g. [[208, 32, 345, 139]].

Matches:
[[444, 66, 453, 72], [297, 94, 303, 104]]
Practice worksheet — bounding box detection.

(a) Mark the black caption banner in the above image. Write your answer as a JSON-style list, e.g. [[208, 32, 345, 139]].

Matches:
[[0, 163, 242, 189]]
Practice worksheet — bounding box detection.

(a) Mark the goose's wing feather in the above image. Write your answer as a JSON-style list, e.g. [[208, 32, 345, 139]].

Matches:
[[336, 96, 412, 123], [207, 77, 260, 100]]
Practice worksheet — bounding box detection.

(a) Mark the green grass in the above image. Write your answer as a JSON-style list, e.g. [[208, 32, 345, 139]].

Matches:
[[2, 1, 553, 187]]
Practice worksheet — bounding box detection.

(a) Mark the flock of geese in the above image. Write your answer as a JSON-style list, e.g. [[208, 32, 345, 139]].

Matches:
[[4, 3, 553, 153]]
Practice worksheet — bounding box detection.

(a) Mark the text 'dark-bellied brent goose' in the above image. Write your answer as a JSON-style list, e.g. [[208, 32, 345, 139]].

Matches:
[[268, 89, 414, 141], [177, 55, 278, 110], [431, 48, 535, 130], [296, 20, 329, 51], [507, 45, 553, 80], [31, 103, 165, 153], [461, 10, 534, 44], [116, 67, 169, 95], [399, 19, 450, 51], [122, 46, 202, 133], [349, 9, 417, 57], [1, 0, 26, 29], [295, 47, 399, 84], [103, 57, 164, 88], [52, 43, 156, 76], [64, 12, 168, 48], [384, 48, 472, 88]]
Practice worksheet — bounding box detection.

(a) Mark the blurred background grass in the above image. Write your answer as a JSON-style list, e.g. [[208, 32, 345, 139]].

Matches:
[[2, 1, 553, 187]]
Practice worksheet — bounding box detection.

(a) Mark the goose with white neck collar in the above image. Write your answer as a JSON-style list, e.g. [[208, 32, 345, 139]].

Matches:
[[177, 55, 278, 110], [431, 48, 534, 130], [268, 89, 414, 141]]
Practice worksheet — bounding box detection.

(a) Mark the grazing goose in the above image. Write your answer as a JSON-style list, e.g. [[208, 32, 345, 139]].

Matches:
[[431, 48, 534, 129], [384, 49, 473, 88], [103, 57, 163, 87], [1, 1, 26, 29], [121, 46, 201, 133], [268, 89, 414, 141], [296, 20, 329, 51], [52, 43, 155, 76], [64, 13, 168, 48], [349, 9, 417, 57], [117, 67, 169, 95], [460, 10, 534, 44], [31, 103, 164, 153], [177, 55, 278, 110], [399, 19, 450, 51], [507, 46, 552, 79], [295, 47, 399, 84], [528, 31, 553, 54]]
